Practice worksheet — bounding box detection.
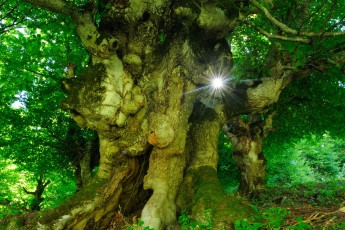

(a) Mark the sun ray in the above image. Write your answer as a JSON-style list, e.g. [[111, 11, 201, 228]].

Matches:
[[182, 64, 245, 113]]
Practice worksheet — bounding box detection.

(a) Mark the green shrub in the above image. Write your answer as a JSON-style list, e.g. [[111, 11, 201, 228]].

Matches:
[[178, 209, 213, 230]]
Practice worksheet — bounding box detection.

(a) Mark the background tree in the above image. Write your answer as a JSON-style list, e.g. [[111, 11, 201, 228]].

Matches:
[[265, 71, 345, 186], [23, 174, 51, 212], [0, 0, 95, 217], [223, 112, 275, 195], [222, 0, 345, 197]]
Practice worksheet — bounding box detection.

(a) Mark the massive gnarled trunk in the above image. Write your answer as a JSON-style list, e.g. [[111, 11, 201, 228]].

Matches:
[[2, 0, 295, 229]]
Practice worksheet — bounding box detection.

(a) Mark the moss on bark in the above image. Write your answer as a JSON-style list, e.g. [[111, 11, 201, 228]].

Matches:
[[178, 166, 255, 229]]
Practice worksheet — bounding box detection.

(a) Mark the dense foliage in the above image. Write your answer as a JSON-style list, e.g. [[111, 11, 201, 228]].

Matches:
[[0, 0, 92, 216]]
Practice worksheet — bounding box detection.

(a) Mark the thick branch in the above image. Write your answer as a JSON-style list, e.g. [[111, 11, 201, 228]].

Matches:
[[249, 0, 345, 37], [245, 21, 310, 44], [23, 0, 73, 15], [23, 188, 36, 195], [220, 76, 293, 118], [71, 12, 116, 58], [24, 0, 115, 58]]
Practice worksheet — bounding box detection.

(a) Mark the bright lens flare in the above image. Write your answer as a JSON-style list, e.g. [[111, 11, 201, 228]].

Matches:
[[211, 77, 224, 89]]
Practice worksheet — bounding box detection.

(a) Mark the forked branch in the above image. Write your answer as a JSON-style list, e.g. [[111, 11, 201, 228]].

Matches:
[[249, 0, 345, 38], [244, 21, 310, 44]]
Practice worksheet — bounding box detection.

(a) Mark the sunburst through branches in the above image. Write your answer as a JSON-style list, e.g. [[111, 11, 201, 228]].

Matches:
[[183, 68, 234, 110]]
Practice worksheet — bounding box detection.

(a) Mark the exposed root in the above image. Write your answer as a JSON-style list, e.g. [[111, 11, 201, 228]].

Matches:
[[285, 206, 345, 228]]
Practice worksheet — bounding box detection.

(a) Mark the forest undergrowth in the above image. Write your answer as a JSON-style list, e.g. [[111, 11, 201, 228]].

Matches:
[[109, 181, 345, 229], [242, 181, 345, 229]]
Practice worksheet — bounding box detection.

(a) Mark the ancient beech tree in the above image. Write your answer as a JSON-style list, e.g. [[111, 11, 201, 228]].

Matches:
[[3, 0, 344, 229]]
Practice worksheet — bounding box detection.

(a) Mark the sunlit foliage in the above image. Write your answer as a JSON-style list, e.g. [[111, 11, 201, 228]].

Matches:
[[0, 0, 89, 216]]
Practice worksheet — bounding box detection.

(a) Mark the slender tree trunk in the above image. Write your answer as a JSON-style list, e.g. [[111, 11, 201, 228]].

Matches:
[[23, 173, 51, 212]]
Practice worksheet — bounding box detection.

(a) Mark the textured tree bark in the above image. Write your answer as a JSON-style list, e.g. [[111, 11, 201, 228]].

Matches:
[[223, 113, 275, 195], [79, 141, 92, 187], [177, 105, 254, 228], [140, 61, 196, 229], [9, 0, 295, 229]]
